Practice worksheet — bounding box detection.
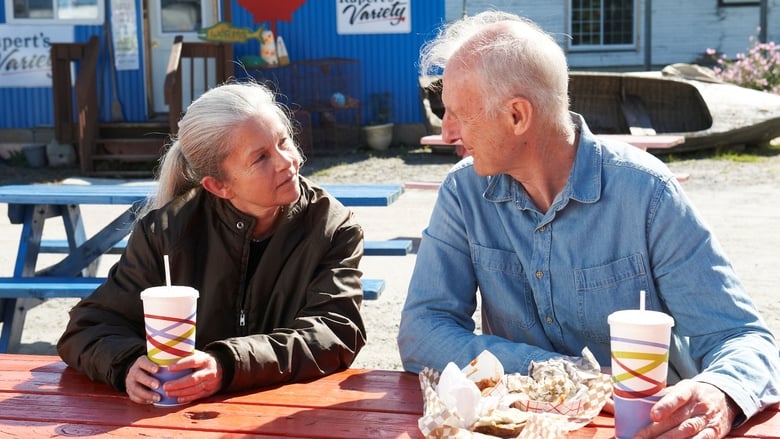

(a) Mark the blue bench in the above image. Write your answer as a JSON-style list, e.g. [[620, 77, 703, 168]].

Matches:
[[41, 238, 413, 257], [0, 277, 385, 301]]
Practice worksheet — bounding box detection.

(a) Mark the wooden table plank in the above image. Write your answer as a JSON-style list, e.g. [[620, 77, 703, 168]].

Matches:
[[0, 419, 287, 438], [597, 134, 685, 150], [0, 392, 422, 438], [223, 369, 423, 415], [730, 404, 780, 438], [421, 134, 686, 153], [0, 361, 424, 415]]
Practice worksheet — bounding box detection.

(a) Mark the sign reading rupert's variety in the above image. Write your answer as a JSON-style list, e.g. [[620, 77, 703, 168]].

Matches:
[[336, 0, 411, 35], [0, 26, 73, 88]]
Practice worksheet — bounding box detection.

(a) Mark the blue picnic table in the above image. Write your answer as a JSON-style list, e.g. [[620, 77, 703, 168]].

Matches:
[[0, 182, 405, 353]]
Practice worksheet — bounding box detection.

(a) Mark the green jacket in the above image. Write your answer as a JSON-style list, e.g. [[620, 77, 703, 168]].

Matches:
[[57, 177, 366, 392]]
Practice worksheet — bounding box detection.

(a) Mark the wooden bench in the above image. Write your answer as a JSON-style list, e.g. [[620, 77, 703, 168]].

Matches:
[[420, 133, 688, 181], [40, 238, 413, 257], [0, 277, 386, 301]]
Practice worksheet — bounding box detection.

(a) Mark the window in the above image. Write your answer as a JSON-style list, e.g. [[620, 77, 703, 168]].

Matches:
[[6, 0, 104, 24], [570, 0, 635, 49], [719, 0, 759, 5], [160, 0, 202, 33]]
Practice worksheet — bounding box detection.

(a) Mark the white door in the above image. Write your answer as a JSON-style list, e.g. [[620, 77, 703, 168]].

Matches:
[[148, 0, 218, 114]]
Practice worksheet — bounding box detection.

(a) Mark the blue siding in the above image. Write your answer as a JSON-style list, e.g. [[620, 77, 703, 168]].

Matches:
[[0, 0, 147, 129], [2, 0, 444, 129], [230, 0, 445, 125], [0, 88, 54, 127]]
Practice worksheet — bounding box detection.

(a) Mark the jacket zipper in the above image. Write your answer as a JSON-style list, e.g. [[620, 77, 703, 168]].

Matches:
[[239, 309, 246, 327]]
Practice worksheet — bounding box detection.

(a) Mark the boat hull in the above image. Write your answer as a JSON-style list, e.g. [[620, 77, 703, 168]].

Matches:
[[569, 71, 780, 152]]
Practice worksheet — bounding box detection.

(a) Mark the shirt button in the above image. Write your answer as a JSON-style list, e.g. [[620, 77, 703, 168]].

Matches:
[[535, 271, 543, 279], [546, 316, 553, 324], [538, 225, 546, 232], [236, 221, 245, 230]]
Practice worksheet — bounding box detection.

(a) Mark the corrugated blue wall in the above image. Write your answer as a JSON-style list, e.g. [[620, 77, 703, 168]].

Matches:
[[75, 23, 148, 124], [229, 0, 446, 125], [1, 0, 445, 129], [0, 0, 148, 129]]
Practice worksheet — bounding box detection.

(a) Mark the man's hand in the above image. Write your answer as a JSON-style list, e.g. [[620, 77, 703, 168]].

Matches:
[[634, 380, 738, 438], [124, 350, 223, 405]]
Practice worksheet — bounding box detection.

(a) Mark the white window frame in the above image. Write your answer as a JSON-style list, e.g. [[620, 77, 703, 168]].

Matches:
[[5, 0, 105, 25], [567, 0, 638, 52]]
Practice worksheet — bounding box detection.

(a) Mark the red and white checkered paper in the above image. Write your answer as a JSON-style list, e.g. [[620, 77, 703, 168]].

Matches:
[[418, 349, 612, 438]]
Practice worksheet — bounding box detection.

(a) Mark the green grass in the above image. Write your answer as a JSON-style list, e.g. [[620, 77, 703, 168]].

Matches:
[[659, 140, 780, 164]]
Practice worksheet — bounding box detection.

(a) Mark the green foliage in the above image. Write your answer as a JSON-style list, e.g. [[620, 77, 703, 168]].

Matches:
[[7, 150, 28, 167], [658, 142, 779, 165], [368, 92, 393, 125]]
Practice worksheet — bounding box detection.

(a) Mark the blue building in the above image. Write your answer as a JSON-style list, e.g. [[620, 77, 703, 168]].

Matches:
[[0, 0, 445, 148], [1, 0, 776, 151]]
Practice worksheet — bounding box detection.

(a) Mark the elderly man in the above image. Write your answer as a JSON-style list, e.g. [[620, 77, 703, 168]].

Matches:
[[397, 11, 779, 438]]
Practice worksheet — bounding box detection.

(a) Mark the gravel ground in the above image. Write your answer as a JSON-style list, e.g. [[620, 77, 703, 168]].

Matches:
[[2, 141, 779, 372], [2, 142, 779, 188]]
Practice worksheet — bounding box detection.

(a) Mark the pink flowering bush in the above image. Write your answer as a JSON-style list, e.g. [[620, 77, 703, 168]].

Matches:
[[706, 35, 780, 95]]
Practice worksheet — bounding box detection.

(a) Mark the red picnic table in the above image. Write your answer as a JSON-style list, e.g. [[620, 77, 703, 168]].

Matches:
[[0, 354, 777, 438]]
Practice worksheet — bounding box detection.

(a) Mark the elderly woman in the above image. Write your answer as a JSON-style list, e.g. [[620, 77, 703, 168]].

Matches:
[[57, 82, 366, 405]]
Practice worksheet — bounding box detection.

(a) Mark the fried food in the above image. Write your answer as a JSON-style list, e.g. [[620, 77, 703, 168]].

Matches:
[[472, 408, 529, 437], [475, 377, 499, 396]]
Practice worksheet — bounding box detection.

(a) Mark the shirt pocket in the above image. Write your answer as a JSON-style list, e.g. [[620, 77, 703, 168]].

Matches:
[[574, 253, 650, 343], [472, 244, 537, 329]]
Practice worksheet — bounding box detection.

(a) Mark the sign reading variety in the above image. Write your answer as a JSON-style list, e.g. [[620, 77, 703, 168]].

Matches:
[[0, 26, 73, 88], [336, 0, 411, 35]]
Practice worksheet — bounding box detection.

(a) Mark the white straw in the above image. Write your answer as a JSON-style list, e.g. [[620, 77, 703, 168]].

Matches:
[[164, 254, 172, 288], [639, 290, 646, 311]]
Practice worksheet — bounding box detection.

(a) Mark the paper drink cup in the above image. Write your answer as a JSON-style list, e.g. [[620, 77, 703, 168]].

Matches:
[[140, 286, 198, 407], [608, 309, 674, 439]]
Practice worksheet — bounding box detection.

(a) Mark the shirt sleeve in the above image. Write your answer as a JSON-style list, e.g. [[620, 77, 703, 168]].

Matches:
[[56, 218, 163, 391], [647, 179, 780, 421]]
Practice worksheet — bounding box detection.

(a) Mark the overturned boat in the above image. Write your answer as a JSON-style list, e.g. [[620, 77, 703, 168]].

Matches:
[[569, 66, 780, 152], [419, 66, 780, 152]]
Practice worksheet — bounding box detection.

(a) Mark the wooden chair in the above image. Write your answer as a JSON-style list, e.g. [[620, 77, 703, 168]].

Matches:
[[164, 35, 234, 135], [50, 36, 100, 175]]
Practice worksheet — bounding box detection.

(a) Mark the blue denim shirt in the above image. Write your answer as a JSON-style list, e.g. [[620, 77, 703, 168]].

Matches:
[[397, 115, 779, 421]]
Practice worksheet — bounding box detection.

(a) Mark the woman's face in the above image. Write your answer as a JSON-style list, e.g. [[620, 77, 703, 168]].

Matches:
[[214, 112, 302, 217]]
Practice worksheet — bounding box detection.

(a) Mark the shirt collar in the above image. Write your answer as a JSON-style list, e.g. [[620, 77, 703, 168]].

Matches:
[[483, 113, 602, 208]]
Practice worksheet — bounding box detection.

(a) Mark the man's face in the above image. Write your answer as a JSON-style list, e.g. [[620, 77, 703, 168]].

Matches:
[[441, 66, 515, 176]]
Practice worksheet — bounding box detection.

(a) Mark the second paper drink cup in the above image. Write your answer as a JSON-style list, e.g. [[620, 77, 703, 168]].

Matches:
[[608, 309, 674, 439]]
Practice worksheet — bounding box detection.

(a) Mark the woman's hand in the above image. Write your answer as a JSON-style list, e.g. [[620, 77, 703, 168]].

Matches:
[[124, 350, 223, 405], [161, 350, 223, 404], [634, 380, 738, 439], [125, 355, 164, 404]]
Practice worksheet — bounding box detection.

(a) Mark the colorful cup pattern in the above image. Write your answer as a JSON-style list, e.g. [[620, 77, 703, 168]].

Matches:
[[611, 336, 670, 398], [144, 310, 197, 365]]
